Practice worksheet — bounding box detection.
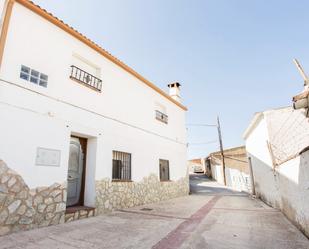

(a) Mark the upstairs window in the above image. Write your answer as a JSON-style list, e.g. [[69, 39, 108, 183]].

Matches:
[[112, 151, 131, 181], [159, 159, 170, 181], [20, 65, 48, 88], [155, 110, 168, 124]]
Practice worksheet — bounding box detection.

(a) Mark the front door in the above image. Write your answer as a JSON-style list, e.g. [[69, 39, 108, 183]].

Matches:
[[66, 137, 85, 207]]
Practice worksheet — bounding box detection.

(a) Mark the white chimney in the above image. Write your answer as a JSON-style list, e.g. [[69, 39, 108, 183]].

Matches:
[[168, 82, 181, 102]]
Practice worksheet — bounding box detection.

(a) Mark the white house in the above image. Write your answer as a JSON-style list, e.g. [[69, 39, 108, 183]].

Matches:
[[208, 146, 251, 193], [243, 107, 309, 237], [0, 0, 189, 235]]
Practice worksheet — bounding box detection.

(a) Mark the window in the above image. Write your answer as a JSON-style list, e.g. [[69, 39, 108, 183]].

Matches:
[[20, 65, 48, 88], [39, 73, 48, 87], [20, 65, 30, 80], [155, 110, 168, 124], [112, 151, 131, 181], [159, 159, 170, 181]]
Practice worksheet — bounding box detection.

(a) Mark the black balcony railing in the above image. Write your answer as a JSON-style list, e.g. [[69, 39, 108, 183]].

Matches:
[[155, 110, 168, 124], [70, 65, 102, 92]]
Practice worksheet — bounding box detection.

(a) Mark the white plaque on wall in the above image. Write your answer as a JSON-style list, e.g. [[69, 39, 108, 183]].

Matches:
[[36, 147, 61, 167]]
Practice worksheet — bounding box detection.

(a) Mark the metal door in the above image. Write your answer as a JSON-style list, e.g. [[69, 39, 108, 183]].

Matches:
[[66, 137, 84, 206]]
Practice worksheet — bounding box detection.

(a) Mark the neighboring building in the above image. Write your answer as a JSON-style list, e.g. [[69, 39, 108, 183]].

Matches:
[[293, 89, 309, 117], [0, 0, 189, 235], [243, 106, 309, 237], [208, 146, 251, 192], [188, 158, 205, 174]]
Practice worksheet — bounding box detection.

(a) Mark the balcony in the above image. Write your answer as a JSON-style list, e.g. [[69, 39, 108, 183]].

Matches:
[[70, 65, 102, 92], [155, 110, 168, 124]]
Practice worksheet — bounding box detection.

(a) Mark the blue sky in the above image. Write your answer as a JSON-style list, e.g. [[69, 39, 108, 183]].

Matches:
[[34, 0, 308, 159]]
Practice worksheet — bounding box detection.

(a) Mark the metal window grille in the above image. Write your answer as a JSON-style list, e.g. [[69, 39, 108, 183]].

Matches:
[[112, 151, 131, 180], [70, 65, 102, 92], [155, 110, 168, 124], [159, 159, 170, 181]]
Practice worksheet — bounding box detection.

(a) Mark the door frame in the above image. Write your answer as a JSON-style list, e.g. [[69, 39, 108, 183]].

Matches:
[[68, 135, 87, 207]]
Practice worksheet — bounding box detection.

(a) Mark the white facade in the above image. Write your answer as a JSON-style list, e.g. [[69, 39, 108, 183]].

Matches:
[[210, 163, 251, 192], [0, 0, 188, 208], [244, 107, 309, 237]]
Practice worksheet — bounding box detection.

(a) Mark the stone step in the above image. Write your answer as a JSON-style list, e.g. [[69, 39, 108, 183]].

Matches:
[[64, 206, 95, 223]]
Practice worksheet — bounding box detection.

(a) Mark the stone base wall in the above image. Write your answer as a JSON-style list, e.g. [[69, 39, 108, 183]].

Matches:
[[0, 159, 189, 236], [0, 160, 66, 236], [95, 174, 189, 214]]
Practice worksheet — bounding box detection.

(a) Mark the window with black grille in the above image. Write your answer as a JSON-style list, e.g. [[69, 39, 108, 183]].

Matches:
[[112, 151, 131, 181], [159, 159, 170, 181]]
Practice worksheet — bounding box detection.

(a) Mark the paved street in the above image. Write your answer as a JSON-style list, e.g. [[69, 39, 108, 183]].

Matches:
[[0, 174, 308, 249]]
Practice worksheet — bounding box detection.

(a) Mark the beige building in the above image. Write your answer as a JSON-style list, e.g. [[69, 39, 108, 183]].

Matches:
[[188, 158, 205, 174]]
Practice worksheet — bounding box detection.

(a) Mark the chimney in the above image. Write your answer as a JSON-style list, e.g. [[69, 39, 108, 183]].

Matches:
[[167, 82, 181, 102]]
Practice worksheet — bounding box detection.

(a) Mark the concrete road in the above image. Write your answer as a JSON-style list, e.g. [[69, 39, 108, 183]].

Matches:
[[0, 174, 308, 249]]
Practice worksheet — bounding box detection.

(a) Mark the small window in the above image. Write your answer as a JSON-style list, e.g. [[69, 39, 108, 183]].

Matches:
[[20, 65, 30, 80], [159, 159, 170, 181], [155, 110, 168, 124], [19, 65, 48, 88], [30, 69, 39, 84], [39, 73, 48, 87], [112, 151, 131, 181]]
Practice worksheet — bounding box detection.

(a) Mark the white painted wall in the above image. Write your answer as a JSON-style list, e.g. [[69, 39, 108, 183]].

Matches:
[[0, 0, 7, 30], [210, 163, 251, 192], [211, 164, 224, 184], [245, 116, 281, 207], [0, 2, 187, 192], [244, 110, 309, 236], [276, 151, 309, 236]]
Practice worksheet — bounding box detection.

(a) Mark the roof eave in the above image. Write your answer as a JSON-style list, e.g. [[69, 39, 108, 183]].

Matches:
[[242, 112, 263, 140]]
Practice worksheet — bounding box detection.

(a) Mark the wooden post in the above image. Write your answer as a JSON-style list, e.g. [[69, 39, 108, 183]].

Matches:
[[217, 116, 226, 186]]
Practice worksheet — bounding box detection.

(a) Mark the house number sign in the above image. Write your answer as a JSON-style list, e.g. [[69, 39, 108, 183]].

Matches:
[[36, 147, 61, 167]]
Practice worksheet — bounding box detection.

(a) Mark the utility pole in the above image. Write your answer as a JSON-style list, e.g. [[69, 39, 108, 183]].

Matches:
[[217, 116, 226, 186]]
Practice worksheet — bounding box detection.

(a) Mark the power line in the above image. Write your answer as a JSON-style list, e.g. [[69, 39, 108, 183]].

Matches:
[[186, 123, 217, 127], [0, 79, 186, 145], [188, 140, 218, 146]]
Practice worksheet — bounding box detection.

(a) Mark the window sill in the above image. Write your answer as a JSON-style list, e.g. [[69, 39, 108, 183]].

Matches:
[[112, 179, 133, 183], [160, 180, 172, 182], [155, 117, 168, 124]]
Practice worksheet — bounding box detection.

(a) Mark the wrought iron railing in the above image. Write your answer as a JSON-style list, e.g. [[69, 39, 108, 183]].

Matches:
[[70, 65, 102, 91], [155, 110, 168, 124]]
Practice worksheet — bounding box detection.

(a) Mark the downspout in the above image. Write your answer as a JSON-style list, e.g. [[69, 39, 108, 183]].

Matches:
[[248, 157, 256, 196]]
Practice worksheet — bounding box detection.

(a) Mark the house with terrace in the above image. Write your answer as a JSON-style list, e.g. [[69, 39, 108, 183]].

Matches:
[[0, 0, 188, 235]]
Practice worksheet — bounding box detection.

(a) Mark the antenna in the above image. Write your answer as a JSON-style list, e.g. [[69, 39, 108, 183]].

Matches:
[[293, 59, 309, 86]]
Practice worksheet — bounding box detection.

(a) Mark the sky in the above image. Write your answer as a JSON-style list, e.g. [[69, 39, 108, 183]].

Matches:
[[33, 0, 309, 159]]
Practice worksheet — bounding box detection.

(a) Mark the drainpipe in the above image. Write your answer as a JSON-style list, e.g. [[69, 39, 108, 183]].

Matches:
[[217, 116, 226, 186], [248, 157, 256, 196]]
